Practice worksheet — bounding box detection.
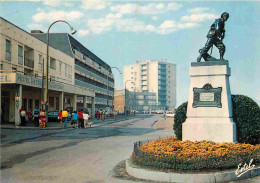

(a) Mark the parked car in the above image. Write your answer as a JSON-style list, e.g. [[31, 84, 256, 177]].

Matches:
[[48, 111, 59, 121], [156, 110, 164, 114], [166, 111, 175, 118]]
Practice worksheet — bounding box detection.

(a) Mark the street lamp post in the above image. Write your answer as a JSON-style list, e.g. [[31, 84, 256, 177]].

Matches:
[[45, 20, 76, 124], [106, 67, 122, 113], [124, 80, 133, 115]]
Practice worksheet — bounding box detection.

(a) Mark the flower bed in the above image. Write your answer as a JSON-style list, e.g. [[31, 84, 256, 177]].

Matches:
[[131, 137, 260, 171]]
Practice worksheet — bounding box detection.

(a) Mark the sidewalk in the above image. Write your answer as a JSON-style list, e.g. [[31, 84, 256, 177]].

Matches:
[[153, 117, 174, 130], [0, 115, 138, 130]]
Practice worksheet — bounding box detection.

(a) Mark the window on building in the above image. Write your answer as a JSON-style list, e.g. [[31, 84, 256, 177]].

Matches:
[[6, 40, 11, 61], [59, 61, 62, 76], [18, 45, 23, 65], [39, 55, 42, 70], [65, 64, 67, 77], [50, 57, 56, 70]]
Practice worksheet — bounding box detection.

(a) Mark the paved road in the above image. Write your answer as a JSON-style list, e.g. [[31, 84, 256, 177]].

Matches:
[[0, 114, 171, 183], [1, 115, 259, 183]]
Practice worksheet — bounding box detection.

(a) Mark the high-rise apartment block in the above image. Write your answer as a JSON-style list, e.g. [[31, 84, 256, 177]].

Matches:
[[124, 60, 176, 110]]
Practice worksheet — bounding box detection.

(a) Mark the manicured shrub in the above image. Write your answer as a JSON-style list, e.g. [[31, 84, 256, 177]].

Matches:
[[173, 102, 187, 140], [173, 95, 260, 144], [232, 95, 260, 144], [131, 137, 260, 171]]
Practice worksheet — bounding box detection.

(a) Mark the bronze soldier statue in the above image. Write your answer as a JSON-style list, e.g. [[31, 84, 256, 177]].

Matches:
[[197, 12, 229, 62]]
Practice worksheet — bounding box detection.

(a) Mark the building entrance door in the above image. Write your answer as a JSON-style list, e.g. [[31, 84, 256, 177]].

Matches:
[[1, 91, 10, 123]]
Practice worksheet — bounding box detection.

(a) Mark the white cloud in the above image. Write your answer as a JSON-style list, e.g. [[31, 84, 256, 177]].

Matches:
[[84, 12, 198, 35], [155, 20, 198, 35], [78, 29, 90, 36], [167, 2, 183, 11], [82, 0, 108, 10], [146, 25, 156, 32], [110, 2, 182, 15], [43, 0, 75, 7], [32, 10, 84, 23], [152, 16, 158, 21], [181, 13, 218, 22], [86, 13, 147, 34], [187, 7, 210, 14], [27, 23, 45, 31]]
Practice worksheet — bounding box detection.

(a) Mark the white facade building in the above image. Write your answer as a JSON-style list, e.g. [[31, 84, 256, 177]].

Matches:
[[0, 17, 96, 124], [124, 60, 176, 110]]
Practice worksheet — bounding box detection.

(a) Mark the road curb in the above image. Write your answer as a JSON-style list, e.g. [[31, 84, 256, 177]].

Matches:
[[0, 116, 138, 130], [126, 158, 260, 183]]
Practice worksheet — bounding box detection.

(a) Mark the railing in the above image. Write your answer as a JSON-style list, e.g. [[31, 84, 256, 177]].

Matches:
[[75, 65, 114, 87], [74, 49, 84, 60], [75, 79, 113, 96]]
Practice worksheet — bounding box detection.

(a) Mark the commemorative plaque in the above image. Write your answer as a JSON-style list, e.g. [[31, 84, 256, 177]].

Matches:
[[192, 83, 222, 108]]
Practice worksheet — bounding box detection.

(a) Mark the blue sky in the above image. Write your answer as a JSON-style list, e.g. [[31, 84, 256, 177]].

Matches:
[[1, 0, 260, 106]]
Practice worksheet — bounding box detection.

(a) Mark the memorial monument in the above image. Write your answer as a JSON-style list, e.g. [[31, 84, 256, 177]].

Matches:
[[182, 12, 237, 143]]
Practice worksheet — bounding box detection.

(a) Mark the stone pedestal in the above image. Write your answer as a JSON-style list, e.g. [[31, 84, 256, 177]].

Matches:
[[182, 61, 237, 143]]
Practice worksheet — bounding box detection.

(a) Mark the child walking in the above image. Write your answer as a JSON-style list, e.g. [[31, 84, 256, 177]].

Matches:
[[71, 111, 79, 128], [83, 111, 89, 128]]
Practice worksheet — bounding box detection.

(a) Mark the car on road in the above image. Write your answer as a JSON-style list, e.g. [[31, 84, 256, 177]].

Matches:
[[166, 111, 175, 118], [48, 111, 59, 121], [48, 111, 71, 122], [156, 110, 164, 114]]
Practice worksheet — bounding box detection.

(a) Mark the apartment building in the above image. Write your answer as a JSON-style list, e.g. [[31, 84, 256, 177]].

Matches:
[[0, 17, 96, 124], [32, 32, 114, 112], [124, 60, 176, 110], [114, 89, 157, 113]]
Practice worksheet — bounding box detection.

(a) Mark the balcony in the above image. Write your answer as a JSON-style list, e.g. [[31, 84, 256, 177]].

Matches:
[[24, 58, 34, 68], [24, 45, 34, 68], [74, 49, 84, 60]]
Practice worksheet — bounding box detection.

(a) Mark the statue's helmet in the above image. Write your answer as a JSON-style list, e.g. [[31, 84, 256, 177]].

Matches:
[[221, 12, 229, 20]]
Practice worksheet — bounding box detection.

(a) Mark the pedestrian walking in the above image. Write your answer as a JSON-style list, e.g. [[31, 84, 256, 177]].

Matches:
[[26, 109, 33, 126], [96, 110, 99, 120], [83, 111, 89, 128], [20, 108, 26, 126], [113, 110, 117, 121], [163, 110, 167, 119], [71, 111, 78, 128], [58, 110, 62, 127], [99, 109, 103, 120], [33, 106, 40, 127], [78, 109, 84, 128], [62, 109, 68, 127]]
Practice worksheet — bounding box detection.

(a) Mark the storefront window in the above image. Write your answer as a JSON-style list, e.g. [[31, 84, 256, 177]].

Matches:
[[49, 97, 54, 107], [22, 99, 27, 111]]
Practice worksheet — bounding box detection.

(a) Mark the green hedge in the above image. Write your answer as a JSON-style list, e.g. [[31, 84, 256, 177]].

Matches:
[[232, 95, 260, 144], [173, 95, 260, 144], [173, 102, 187, 140]]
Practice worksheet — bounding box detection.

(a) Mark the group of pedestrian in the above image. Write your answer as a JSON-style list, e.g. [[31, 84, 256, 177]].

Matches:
[[95, 109, 118, 121], [19, 106, 40, 126], [96, 109, 109, 121], [58, 109, 90, 128]]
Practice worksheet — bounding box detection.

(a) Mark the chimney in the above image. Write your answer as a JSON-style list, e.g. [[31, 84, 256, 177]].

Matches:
[[31, 30, 44, 33]]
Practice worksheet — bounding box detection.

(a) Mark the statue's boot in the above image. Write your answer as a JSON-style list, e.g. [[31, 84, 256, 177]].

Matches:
[[197, 56, 202, 62], [197, 49, 204, 62]]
